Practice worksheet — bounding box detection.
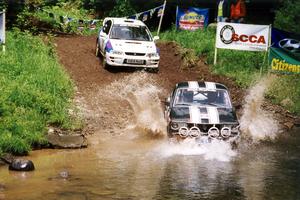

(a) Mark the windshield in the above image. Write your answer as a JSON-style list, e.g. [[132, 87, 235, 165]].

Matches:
[[174, 88, 232, 107], [110, 25, 151, 41]]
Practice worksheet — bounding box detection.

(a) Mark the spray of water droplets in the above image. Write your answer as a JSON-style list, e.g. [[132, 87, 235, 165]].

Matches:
[[240, 75, 279, 141]]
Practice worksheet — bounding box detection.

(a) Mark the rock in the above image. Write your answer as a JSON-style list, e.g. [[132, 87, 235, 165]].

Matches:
[[281, 98, 294, 107], [294, 118, 300, 127], [47, 133, 88, 149], [59, 170, 69, 179], [9, 159, 35, 171], [284, 121, 294, 130]]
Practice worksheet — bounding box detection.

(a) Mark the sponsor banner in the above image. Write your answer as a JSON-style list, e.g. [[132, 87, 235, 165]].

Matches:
[[271, 28, 300, 61], [216, 22, 269, 51], [0, 11, 4, 44], [269, 47, 300, 74], [176, 7, 209, 31]]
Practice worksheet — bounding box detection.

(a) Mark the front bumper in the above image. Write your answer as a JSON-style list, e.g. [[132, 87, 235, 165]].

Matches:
[[105, 53, 159, 68], [168, 122, 240, 140]]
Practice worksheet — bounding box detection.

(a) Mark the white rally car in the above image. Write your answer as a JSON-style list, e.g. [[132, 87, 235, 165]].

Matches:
[[95, 18, 160, 72]]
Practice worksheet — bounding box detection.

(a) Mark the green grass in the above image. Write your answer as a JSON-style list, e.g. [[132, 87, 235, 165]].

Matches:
[[34, 5, 100, 35], [160, 27, 300, 115], [266, 75, 300, 114], [0, 30, 78, 155]]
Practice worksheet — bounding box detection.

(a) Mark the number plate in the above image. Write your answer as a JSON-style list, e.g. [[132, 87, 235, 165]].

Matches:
[[126, 59, 144, 64]]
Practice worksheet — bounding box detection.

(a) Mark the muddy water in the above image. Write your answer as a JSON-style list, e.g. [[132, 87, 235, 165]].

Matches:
[[1, 73, 300, 200], [0, 129, 300, 200]]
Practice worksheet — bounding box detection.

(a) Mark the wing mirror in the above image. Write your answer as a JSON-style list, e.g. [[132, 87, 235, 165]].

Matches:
[[163, 97, 170, 106], [153, 36, 160, 41]]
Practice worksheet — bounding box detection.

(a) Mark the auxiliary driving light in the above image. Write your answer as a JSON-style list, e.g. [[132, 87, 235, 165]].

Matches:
[[221, 127, 231, 138], [179, 127, 189, 137], [208, 127, 219, 138], [189, 126, 201, 137]]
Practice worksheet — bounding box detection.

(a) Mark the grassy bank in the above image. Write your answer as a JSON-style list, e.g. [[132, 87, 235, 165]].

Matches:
[[160, 28, 300, 115], [0, 30, 77, 155]]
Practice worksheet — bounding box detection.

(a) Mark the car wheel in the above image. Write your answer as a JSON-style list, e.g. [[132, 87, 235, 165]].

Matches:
[[147, 68, 159, 73], [95, 41, 100, 57], [167, 125, 173, 138], [152, 68, 159, 73], [102, 56, 109, 69]]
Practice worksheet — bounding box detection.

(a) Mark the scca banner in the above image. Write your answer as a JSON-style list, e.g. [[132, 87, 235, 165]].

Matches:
[[0, 11, 5, 44], [216, 22, 270, 51], [176, 7, 209, 30]]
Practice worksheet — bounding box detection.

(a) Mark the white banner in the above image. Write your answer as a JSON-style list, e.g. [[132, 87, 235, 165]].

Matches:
[[0, 11, 5, 45], [216, 22, 270, 51]]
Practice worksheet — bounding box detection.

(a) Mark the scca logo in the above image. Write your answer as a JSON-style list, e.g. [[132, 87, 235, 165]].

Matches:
[[232, 34, 266, 44]]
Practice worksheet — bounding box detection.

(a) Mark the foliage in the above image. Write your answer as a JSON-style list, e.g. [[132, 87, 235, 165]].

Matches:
[[274, 0, 300, 33], [14, 2, 99, 35], [0, 30, 79, 155], [266, 75, 300, 114], [108, 0, 136, 17]]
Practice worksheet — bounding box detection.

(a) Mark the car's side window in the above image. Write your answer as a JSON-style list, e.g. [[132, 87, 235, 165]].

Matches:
[[103, 20, 112, 35]]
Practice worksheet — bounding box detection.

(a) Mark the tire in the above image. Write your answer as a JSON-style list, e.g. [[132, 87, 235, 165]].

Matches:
[[147, 68, 159, 73], [102, 55, 109, 69], [167, 125, 173, 138], [152, 68, 159, 73], [95, 40, 100, 57]]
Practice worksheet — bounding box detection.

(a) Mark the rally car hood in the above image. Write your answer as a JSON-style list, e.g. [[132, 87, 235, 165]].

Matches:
[[170, 106, 238, 124], [109, 39, 157, 53]]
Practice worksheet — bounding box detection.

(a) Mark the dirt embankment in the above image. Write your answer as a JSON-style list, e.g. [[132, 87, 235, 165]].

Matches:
[[54, 36, 298, 133]]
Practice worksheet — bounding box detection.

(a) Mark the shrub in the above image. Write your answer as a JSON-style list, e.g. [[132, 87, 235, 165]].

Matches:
[[0, 30, 78, 154]]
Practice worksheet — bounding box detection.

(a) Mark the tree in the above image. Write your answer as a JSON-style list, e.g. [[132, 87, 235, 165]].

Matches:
[[108, 0, 136, 17], [274, 0, 300, 33]]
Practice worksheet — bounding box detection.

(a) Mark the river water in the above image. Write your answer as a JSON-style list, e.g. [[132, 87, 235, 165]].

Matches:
[[1, 73, 299, 200], [0, 128, 299, 200]]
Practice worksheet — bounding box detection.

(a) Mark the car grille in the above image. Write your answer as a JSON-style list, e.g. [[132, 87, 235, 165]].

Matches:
[[125, 52, 146, 56]]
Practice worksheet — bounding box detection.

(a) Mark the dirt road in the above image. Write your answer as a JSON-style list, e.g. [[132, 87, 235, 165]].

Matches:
[[54, 35, 244, 134], [54, 36, 297, 134]]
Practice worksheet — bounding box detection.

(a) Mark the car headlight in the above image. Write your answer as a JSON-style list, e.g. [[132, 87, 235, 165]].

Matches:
[[110, 50, 123, 55], [170, 122, 179, 130], [147, 53, 159, 58], [170, 122, 187, 130]]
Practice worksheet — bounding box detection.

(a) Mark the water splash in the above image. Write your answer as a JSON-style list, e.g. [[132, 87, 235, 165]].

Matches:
[[99, 72, 167, 136], [240, 75, 279, 141], [155, 138, 237, 162]]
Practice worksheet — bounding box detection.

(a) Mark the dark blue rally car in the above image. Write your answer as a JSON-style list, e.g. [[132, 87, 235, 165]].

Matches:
[[164, 81, 240, 141]]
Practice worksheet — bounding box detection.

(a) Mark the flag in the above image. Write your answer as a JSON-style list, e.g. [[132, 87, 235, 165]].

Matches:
[[142, 12, 149, 21], [176, 7, 209, 30], [157, 5, 164, 17], [0, 11, 5, 45]]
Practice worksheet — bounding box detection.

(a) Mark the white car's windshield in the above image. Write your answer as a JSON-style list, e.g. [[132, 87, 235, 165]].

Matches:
[[110, 25, 151, 41], [174, 88, 231, 107]]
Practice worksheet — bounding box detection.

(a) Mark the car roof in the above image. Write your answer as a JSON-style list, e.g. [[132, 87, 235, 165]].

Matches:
[[176, 81, 228, 90], [103, 17, 146, 26]]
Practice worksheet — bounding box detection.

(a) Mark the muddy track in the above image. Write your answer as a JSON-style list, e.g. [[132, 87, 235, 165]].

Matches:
[[54, 36, 296, 134]]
